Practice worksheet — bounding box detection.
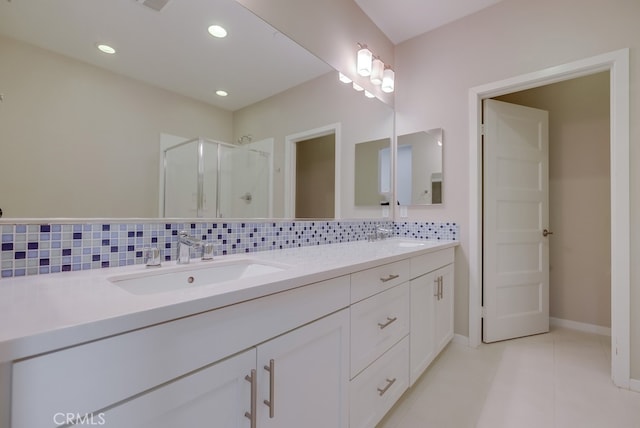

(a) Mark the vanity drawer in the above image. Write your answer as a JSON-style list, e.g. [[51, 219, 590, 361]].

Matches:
[[350, 336, 409, 428], [11, 275, 350, 428], [350, 282, 410, 378], [351, 259, 410, 303], [410, 247, 454, 279]]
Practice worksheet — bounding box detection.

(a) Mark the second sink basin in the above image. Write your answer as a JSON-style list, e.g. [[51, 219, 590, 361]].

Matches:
[[109, 259, 288, 295], [395, 241, 427, 248]]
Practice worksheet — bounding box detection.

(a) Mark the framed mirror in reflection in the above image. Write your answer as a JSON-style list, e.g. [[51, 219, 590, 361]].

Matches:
[[397, 128, 443, 205], [354, 138, 392, 207], [0, 0, 393, 220]]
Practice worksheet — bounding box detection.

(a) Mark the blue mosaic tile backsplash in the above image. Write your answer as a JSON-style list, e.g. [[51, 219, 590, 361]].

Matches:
[[0, 220, 458, 278]]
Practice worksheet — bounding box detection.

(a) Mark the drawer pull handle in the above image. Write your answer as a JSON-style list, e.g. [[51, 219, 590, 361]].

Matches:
[[244, 369, 257, 428], [264, 359, 275, 418], [378, 316, 398, 329], [377, 377, 397, 396], [380, 274, 400, 283]]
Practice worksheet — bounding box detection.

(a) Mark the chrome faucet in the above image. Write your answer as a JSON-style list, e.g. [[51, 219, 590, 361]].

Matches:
[[376, 226, 392, 240], [143, 246, 162, 267], [177, 231, 214, 264], [368, 226, 393, 242]]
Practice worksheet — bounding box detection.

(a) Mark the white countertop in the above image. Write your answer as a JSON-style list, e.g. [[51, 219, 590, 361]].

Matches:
[[0, 238, 457, 363]]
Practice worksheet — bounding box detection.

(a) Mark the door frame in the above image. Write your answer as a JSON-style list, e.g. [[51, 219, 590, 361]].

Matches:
[[284, 123, 342, 218], [468, 49, 630, 388]]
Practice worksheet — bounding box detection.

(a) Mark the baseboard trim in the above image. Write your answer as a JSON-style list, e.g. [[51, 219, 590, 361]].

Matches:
[[549, 317, 611, 337], [630, 378, 640, 393], [452, 334, 469, 346]]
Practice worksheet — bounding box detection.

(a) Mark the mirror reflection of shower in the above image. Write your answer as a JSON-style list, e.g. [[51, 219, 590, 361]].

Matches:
[[160, 135, 273, 218], [237, 134, 253, 145]]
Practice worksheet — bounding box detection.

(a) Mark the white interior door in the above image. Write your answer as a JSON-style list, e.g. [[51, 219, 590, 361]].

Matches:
[[483, 99, 550, 343]]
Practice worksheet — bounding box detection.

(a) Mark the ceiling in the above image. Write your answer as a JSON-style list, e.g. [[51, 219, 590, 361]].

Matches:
[[0, 0, 331, 111], [355, 0, 504, 44]]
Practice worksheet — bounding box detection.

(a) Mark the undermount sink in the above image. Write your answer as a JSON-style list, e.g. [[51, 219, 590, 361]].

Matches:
[[395, 241, 427, 248], [109, 259, 288, 295]]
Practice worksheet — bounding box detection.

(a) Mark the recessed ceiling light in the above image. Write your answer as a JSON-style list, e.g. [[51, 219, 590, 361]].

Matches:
[[216, 90, 228, 97], [208, 25, 228, 38], [97, 44, 116, 54]]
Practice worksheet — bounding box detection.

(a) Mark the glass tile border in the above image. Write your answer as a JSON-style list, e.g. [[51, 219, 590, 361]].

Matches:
[[1, 220, 458, 278]]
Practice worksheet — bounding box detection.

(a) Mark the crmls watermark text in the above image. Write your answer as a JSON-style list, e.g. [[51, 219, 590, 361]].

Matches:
[[53, 412, 106, 426]]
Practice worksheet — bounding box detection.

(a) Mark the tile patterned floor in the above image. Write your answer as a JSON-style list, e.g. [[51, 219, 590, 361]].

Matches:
[[378, 327, 640, 428]]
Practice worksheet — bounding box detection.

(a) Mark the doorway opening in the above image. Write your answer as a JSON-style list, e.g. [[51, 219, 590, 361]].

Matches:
[[285, 123, 341, 218], [489, 72, 611, 339], [295, 134, 335, 218], [468, 49, 630, 388]]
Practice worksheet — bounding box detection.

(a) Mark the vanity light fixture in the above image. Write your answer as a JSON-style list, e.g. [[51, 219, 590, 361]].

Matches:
[[381, 66, 395, 93], [215, 90, 228, 97], [352, 82, 364, 92], [208, 25, 228, 38], [355, 43, 395, 93], [356, 43, 372, 77], [96, 43, 116, 54], [338, 72, 352, 84], [364, 90, 375, 99], [370, 57, 384, 85]]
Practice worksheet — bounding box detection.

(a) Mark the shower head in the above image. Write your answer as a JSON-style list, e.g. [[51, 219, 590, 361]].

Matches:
[[237, 135, 253, 145]]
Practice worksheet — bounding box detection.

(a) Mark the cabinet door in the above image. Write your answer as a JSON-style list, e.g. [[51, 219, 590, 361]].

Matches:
[[434, 264, 455, 355], [96, 348, 256, 428], [257, 309, 349, 428], [409, 272, 437, 386]]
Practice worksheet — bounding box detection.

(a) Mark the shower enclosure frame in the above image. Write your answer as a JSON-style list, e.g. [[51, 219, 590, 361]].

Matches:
[[159, 137, 235, 218]]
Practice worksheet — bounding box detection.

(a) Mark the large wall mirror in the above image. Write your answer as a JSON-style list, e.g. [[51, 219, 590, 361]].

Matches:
[[397, 128, 443, 205], [0, 0, 393, 220]]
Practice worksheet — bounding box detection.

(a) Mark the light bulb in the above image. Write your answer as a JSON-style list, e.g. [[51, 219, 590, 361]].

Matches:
[[370, 58, 384, 85], [97, 44, 116, 54], [208, 25, 228, 38], [357, 46, 372, 77], [381, 67, 395, 93]]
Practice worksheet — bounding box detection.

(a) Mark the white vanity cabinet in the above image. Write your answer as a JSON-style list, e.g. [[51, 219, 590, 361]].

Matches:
[[6, 241, 457, 428], [348, 246, 456, 428], [409, 248, 455, 386], [97, 309, 349, 428], [10, 276, 350, 428]]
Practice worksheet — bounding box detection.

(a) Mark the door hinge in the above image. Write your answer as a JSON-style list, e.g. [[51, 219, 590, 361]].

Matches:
[[481, 307, 487, 318], [480, 124, 485, 136]]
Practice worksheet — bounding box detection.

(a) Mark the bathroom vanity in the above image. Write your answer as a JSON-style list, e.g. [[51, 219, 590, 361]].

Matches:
[[0, 238, 456, 428]]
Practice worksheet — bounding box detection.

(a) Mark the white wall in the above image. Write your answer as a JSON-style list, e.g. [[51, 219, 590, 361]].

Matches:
[[395, 0, 640, 377]]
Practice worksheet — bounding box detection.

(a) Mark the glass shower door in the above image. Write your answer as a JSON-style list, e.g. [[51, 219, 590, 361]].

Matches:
[[163, 139, 199, 218]]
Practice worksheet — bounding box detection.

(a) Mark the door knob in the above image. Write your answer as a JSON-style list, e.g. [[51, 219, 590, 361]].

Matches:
[[543, 229, 553, 237]]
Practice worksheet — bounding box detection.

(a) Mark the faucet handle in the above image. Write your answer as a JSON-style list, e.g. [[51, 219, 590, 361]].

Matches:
[[202, 242, 214, 260], [144, 246, 162, 267]]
